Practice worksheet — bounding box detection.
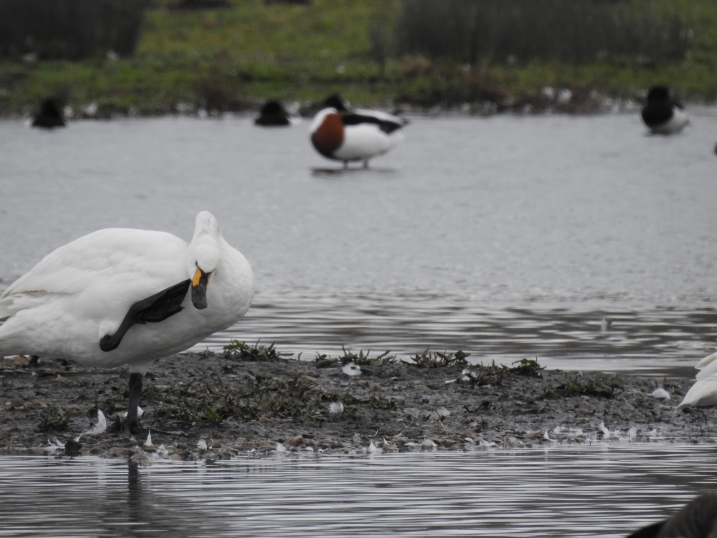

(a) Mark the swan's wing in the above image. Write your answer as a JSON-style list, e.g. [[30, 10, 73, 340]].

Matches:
[[1, 229, 188, 316], [695, 351, 717, 370], [677, 376, 717, 409], [696, 357, 717, 380]]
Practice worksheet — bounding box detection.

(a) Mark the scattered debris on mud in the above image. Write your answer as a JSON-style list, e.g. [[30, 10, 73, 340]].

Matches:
[[0, 345, 713, 462]]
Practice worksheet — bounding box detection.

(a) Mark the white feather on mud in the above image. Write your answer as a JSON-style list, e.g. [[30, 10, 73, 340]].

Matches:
[[75, 409, 107, 441], [44, 438, 65, 452], [599, 421, 621, 440], [122, 406, 144, 419], [342, 362, 361, 376]]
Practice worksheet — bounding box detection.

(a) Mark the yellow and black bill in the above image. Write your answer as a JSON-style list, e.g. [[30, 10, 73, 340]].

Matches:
[[191, 267, 212, 310]]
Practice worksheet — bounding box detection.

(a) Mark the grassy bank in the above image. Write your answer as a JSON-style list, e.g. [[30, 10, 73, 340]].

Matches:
[[1, 0, 716, 117]]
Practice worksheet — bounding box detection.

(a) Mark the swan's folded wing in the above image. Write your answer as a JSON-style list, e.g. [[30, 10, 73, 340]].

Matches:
[[696, 357, 717, 380], [0, 229, 188, 317]]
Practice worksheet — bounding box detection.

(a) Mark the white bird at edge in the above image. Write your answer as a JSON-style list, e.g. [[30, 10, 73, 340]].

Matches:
[[0, 211, 254, 437], [677, 351, 717, 410]]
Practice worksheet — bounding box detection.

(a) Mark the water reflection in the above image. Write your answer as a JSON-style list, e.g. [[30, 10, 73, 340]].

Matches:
[[102, 462, 230, 536], [310, 166, 399, 177], [1, 445, 716, 537]]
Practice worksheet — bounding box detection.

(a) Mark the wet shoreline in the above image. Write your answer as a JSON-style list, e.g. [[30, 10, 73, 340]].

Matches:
[[0, 350, 713, 462]]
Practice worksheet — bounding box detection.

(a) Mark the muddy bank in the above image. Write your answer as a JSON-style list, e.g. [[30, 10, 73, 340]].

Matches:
[[0, 346, 713, 461]]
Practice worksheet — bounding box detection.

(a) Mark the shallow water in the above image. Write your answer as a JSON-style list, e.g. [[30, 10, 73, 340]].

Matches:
[[1, 112, 717, 373], [2, 114, 717, 536], [1, 445, 716, 537]]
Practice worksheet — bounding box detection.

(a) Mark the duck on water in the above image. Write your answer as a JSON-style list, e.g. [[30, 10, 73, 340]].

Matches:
[[0, 211, 254, 436], [310, 94, 407, 169], [31, 98, 66, 129], [254, 99, 299, 127], [641, 85, 689, 135]]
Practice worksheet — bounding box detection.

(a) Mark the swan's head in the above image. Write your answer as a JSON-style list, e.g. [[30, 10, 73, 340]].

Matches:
[[188, 211, 221, 310]]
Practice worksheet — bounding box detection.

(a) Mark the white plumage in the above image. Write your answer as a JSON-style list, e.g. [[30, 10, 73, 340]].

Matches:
[[677, 351, 717, 409], [0, 211, 254, 434]]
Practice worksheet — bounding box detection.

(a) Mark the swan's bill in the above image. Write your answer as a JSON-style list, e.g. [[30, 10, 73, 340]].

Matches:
[[191, 267, 212, 310]]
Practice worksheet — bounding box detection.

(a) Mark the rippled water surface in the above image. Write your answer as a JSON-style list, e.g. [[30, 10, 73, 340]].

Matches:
[[2, 114, 717, 535], [1, 446, 717, 537], [1, 112, 716, 372]]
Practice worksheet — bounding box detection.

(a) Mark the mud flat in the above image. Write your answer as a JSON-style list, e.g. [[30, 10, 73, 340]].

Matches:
[[0, 346, 713, 462]]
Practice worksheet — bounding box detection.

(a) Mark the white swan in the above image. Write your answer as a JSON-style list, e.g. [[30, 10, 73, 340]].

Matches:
[[0, 211, 254, 435], [677, 351, 717, 410], [310, 94, 407, 168]]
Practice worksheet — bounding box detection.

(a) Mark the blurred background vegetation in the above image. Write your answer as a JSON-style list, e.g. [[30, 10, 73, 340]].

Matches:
[[0, 0, 715, 117]]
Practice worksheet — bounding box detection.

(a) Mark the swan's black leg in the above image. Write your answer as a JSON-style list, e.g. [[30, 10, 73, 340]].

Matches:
[[122, 372, 184, 438], [123, 372, 143, 437]]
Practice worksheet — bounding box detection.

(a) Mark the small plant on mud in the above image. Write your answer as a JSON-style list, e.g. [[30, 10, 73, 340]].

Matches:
[[551, 374, 624, 399], [409, 349, 470, 368], [223, 340, 292, 362], [460, 358, 542, 386], [511, 358, 544, 377], [461, 361, 508, 386], [37, 409, 72, 432], [313, 347, 396, 368], [338, 347, 396, 366]]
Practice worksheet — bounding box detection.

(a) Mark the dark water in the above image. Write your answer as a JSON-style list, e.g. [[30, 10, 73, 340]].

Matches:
[[1, 445, 717, 537], [1, 113, 717, 374]]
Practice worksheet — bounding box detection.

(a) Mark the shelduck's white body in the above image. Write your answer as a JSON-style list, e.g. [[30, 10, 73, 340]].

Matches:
[[310, 95, 407, 166]]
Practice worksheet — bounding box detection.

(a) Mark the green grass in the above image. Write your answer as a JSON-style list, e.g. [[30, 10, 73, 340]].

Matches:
[[1, 0, 716, 117]]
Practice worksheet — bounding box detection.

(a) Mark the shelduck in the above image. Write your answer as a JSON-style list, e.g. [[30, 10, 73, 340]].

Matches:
[[310, 94, 407, 168]]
